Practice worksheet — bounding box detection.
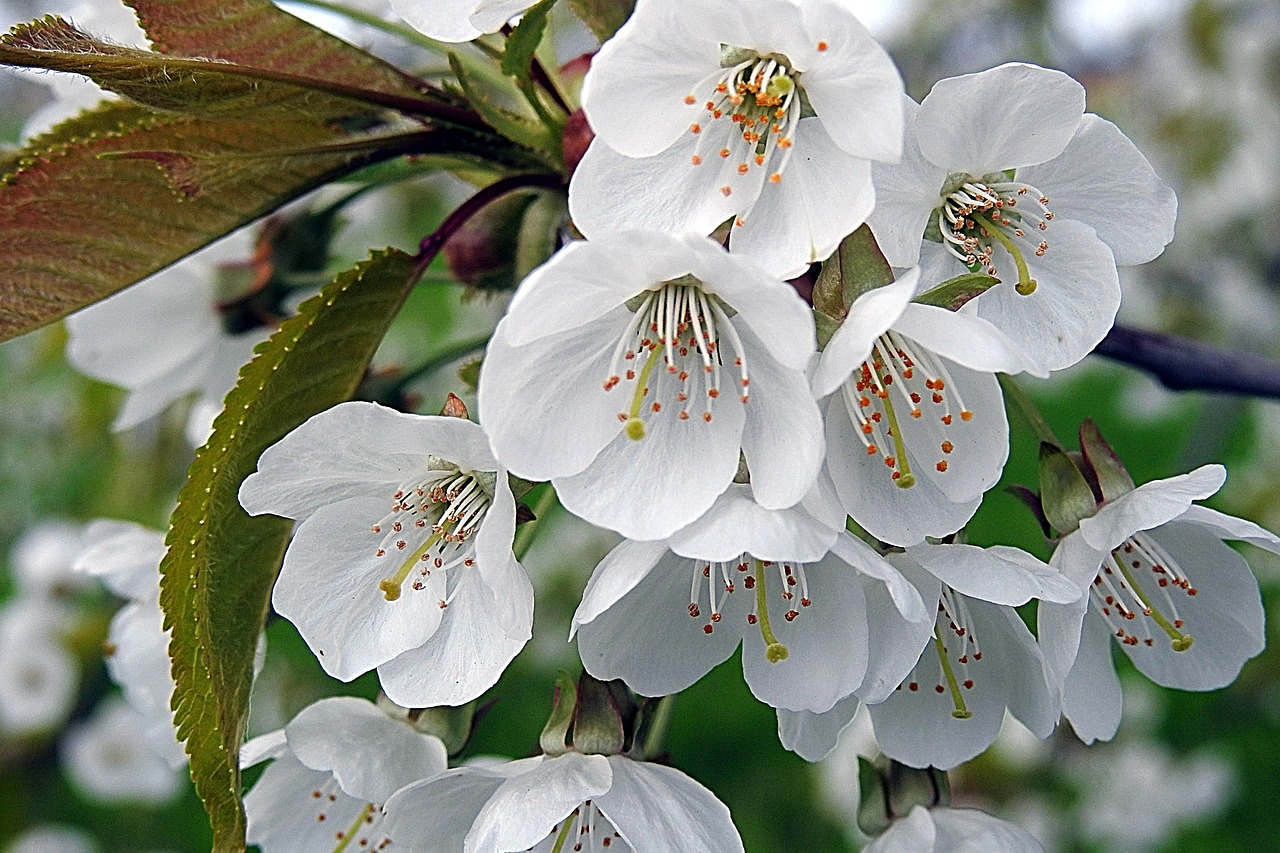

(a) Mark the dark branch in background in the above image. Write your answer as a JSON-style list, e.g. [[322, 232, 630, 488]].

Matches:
[[1094, 325, 1280, 399]]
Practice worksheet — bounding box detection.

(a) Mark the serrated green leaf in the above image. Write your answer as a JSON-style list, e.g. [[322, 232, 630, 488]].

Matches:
[[912, 271, 1000, 311], [568, 0, 636, 40], [0, 102, 392, 342], [0, 17, 465, 122], [126, 0, 431, 100], [159, 248, 419, 853], [502, 0, 557, 77]]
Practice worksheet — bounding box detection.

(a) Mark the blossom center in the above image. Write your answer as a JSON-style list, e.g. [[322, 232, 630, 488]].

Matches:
[[683, 48, 803, 207], [938, 176, 1054, 296], [603, 278, 749, 441], [370, 469, 491, 603], [839, 331, 971, 489], [547, 799, 625, 852], [1091, 534, 1195, 652], [685, 555, 812, 664], [898, 587, 978, 719]]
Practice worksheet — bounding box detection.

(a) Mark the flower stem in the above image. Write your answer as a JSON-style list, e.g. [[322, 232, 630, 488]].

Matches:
[[998, 374, 1061, 448]]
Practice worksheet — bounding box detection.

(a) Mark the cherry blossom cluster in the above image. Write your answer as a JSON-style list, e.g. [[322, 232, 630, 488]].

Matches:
[[34, 0, 1280, 849]]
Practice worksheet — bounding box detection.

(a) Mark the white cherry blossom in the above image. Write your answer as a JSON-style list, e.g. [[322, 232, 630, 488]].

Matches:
[[1037, 464, 1280, 743], [239, 401, 533, 707], [569, 0, 905, 278], [64, 227, 268, 445], [479, 231, 823, 541], [572, 485, 931, 714], [0, 597, 78, 736], [60, 696, 183, 804], [383, 750, 744, 853], [812, 269, 1044, 546], [869, 63, 1176, 371], [865, 545, 1078, 770], [866, 805, 1045, 853], [242, 696, 449, 853], [9, 520, 89, 597], [391, 0, 535, 42]]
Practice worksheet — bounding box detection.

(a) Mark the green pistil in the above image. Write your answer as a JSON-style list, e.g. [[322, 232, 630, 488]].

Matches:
[[971, 212, 1037, 295], [379, 526, 446, 601], [878, 387, 916, 489], [550, 813, 575, 853], [625, 345, 665, 441], [1116, 556, 1194, 651], [754, 560, 789, 663], [933, 627, 972, 720], [330, 803, 374, 853]]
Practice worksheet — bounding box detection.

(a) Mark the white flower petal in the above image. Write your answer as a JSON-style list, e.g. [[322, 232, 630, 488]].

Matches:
[[740, 554, 869, 712], [798, 1, 904, 162], [599, 756, 744, 853], [554, 385, 746, 541], [479, 307, 636, 482], [74, 519, 164, 601], [473, 476, 524, 638], [383, 769, 506, 853], [907, 543, 1081, 606], [776, 693, 861, 762], [832, 533, 928, 623], [468, 753, 612, 853], [857, 559, 939, 704], [895, 304, 1044, 377], [239, 402, 496, 520], [576, 549, 745, 697], [1076, 465, 1226, 552], [930, 807, 1046, 853], [1115, 522, 1265, 691], [1019, 114, 1176, 266], [916, 63, 1085, 175], [569, 136, 744, 245], [730, 118, 875, 279], [667, 485, 838, 564], [964, 218, 1121, 371], [285, 696, 448, 804], [392, 0, 485, 42], [271, 496, 446, 681], [868, 99, 949, 268], [1060, 608, 1123, 744], [571, 539, 669, 635], [865, 805, 936, 853], [377, 562, 532, 707], [1168, 505, 1280, 554], [245, 756, 374, 852]]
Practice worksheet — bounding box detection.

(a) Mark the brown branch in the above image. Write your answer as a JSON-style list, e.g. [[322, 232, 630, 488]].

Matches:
[[1093, 325, 1280, 399]]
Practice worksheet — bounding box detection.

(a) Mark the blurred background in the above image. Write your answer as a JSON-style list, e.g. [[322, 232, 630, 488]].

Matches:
[[1, 0, 1279, 851]]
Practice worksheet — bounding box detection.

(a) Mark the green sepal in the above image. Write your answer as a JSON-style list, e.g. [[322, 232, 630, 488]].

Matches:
[[811, 225, 894, 321], [1038, 441, 1100, 535], [539, 671, 578, 756], [568, 0, 636, 40], [402, 702, 479, 759], [571, 674, 626, 756], [886, 761, 950, 816], [913, 272, 1001, 311], [814, 309, 843, 351], [508, 474, 541, 502], [856, 756, 891, 837], [501, 0, 557, 77], [1078, 418, 1135, 502]]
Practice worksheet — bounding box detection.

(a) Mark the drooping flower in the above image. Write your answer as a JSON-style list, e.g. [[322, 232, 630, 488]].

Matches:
[[865, 805, 1045, 853], [869, 62, 1177, 370], [391, 0, 537, 43], [242, 696, 449, 853], [572, 484, 932, 714], [479, 230, 824, 541], [238, 401, 533, 707], [383, 750, 744, 853], [60, 696, 183, 805], [569, 0, 905, 278], [811, 269, 1043, 546], [1037, 463, 1280, 743], [863, 544, 1078, 770], [64, 227, 269, 445]]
